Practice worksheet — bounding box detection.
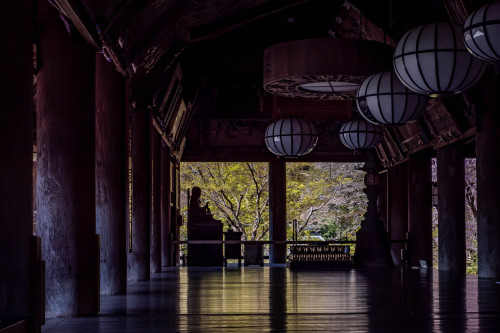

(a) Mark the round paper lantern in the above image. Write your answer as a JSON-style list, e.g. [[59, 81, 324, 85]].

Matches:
[[265, 116, 318, 157], [463, 2, 500, 62], [393, 22, 486, 96], [356, 71, 428, 125], [339, 119, 383, 150]]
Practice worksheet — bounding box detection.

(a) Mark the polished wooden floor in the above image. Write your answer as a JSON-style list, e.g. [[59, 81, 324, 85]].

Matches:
[[42, 266, 500, 332]]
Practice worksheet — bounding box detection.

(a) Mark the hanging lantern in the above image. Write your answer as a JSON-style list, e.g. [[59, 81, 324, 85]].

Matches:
[[265, 116, 318, 157], [263, 38, 394, 100], [463, 2, 500, 62], [393, 23, 486, 96], [356, 71, 428, 125], [339, 119, 383, 150]]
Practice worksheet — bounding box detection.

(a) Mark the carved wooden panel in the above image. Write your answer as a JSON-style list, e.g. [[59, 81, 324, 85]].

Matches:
[[423, 97, 463, 143]]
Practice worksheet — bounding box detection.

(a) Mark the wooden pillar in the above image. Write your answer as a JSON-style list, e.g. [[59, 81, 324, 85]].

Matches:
[[388, 162, 409, 266], [161, 145, 172, 267], [128, 108, 151, 281], [476, 69, 500, 279], [150, 123, 161, 273], [171, 160, 181, 265], [437, 143, 465, 272], [269, 159, 287, 264], [378, 171, 388, 231], [0, 0, 33, 323], [95, 54, 127, 295], [36, 0, 98, 316], [407, 149, 433, 268]]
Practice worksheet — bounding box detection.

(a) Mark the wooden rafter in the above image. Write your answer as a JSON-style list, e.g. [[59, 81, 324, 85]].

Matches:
[[50, 0, 100, 48]]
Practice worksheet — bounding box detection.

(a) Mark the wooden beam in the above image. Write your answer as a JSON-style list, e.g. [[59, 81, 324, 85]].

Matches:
[[181, 146, 367, 163], [271, 96, 351, 120], [189, 0, 313, 42], [51, 0, 100, 48]]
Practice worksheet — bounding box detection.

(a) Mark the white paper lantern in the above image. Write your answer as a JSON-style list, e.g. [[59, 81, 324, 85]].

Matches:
[[265, 116, 318, 157], [393, 23, 486, 96], [339, 119, 383, 150], [356, 71, 428, 125], [463, 2, 500, 62]]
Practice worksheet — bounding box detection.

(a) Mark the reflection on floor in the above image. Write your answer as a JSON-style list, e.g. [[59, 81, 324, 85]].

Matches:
[[42, 266, 500, 332]]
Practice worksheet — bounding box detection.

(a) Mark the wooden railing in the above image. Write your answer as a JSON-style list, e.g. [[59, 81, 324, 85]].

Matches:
[[175, 239, 407, 266]]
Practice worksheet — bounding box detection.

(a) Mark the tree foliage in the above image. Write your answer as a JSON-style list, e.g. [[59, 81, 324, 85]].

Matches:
[[181, 162, 269, 241], [180, 161, 367, 242], [286, 162, 366, 241], [464, 158, 477, 274]]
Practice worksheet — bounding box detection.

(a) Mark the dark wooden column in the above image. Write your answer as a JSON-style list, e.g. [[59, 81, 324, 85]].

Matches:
[[171, 160, 181, 265], [378, 171, 388, 231], [269, 159, 287, 264], [95, 54, 127, 295], [388, 162, 409, 266], [437, 142, 465, 272], [150, 123, 161, 273], [407, 149, 433, 268], [161, 145, 172, 267], [0, 0, 33, 322], [476, 69, 500, 279], [128, 108, 151, 281], [36, 1, 98, 316]]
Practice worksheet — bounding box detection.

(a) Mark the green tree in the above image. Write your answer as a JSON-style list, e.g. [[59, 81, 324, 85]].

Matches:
[[181, 162, 269, 240], [286, 162, 366, 240], [181, 161, 367, 243]]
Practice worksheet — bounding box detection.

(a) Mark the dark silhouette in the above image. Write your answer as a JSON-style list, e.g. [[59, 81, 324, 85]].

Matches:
[[188, 186, 215, 224]]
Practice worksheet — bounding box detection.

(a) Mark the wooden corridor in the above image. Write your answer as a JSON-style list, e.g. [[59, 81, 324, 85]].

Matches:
[[41, 267, 500, 332]]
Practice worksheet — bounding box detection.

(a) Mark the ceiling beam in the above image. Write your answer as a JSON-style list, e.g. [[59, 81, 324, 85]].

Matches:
[[51, 0, 100, 49], [181, 146, 367, 163]]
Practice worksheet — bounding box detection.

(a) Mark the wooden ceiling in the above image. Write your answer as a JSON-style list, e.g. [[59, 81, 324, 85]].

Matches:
[[48, 0, 485, 164]]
